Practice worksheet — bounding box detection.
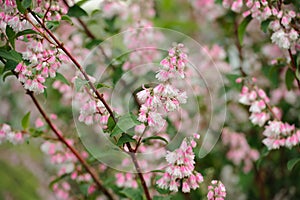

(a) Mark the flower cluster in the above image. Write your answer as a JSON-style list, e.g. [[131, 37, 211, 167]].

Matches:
[[100, 0, 128, 20], [41, 140, 78, 175], [41, 139, 98, 199], [269, 10, 298, 49], [16, 39, 68, 94], [262, 120, 300, 150], [238, 78, 300, 150], [191, 0, 224, 21], [222, 128, 260, 173], [115, 172, 139, 188], [222, 0, 299, 49], [1, 1, 69, 94], [207, 180, 226, 200], [156, 134, 204, 193], [0, 1, 30, 33], [238, 83, 273, 127], [73, 80, 110, 126], [122, 20, 162, 72], [0, 124, 25, 145], [137, 44, 188, 131], [33, 0, 68, 22]]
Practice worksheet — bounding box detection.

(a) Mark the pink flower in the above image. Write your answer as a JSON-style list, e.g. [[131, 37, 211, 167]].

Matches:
[[157, 136, 203, 193], [207, 180, 226, 200]]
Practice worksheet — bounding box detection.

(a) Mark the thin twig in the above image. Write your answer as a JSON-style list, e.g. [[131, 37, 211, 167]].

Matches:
[[288, 49, 300, 90]]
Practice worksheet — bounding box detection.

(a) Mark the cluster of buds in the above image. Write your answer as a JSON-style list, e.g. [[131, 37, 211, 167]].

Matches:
[[0, 124, 25, 145], [238, 77, 300, 150], [222, 0, 299, 49], [137, 44, 188, 131], [156, 134, 204, 193], [207, 180, 227, 200], [222, 128, 260, 172]]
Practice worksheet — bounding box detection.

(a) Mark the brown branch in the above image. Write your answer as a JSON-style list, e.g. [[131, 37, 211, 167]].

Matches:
[[27, 9, 152, 200], [26, 91, 114, 200], [61, 0, 109, 61], [234, 19, 247, 77], [28, 9, 116, 122], [288, 49, 300, 90], [127, 144, 152, 200]]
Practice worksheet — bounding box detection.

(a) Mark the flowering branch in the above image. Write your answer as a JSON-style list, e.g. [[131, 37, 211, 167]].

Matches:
[[27, 9, 116, 122], [26, 90, 115, 200], [26, 8, 152, 200]]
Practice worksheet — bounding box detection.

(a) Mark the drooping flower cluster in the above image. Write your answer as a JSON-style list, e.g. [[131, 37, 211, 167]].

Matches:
[[72, 77, 110, 126], [238, 79, 275, 126], [137, 44, 188, 131], [0, 1, 30, 33], [269, 10, 298, 49], [41, 139, 100, 199], [222, 0, 299, 49], [1, 1, 69, 94], [207, 180, 226, 200], [238, 78, 300, 150], [156, 134, 204, 193], [222, 128, 259, 173], [33, 0, 68, 22], [16, 39, 68, 94], [0, 124, 25, 145], [262, 120, 300, 150]]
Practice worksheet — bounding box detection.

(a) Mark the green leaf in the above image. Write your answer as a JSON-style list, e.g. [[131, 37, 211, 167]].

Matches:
[[0, 49, 22, 62], [46, 21, 60, 30], [116, 134, 136, 146], [6, 25, 16, 47], [107, 116, 116, 132], [285, 68, 294, 90], [3, 59, 18, 73], [15, 29, 38, 38], [287, 158, 300, 171], [9, 50, 22, 62], [96, 82, 111, 89], [61, 15, 73, 25], [22, 0, 32, 8], [296, 67, 300, 81], [111, 113, 141, 137], [260, 19, 271, 33], [21, 112, 31, 130], [225, 73, 242, 90], [238, 16, 252, 46], [119, 187, 143, 200], [153, 196, 171, 200], [29, 128, 43, 137], [56, 72, 70, 86], [16, 0, 26, 14], [43, 89, 48, 98], [74, 78, 89, 92], [85, 39, 103, 49], [67, 4, 88, 17], [76, 0, 89, 6], [2, 71, 14, 81], [142, 136, 168, 144], [49, 174, 69, 188]]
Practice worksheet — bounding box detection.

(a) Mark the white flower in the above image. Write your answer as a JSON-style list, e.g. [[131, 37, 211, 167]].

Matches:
[[271, 29, 290, 49], [136, 89, 150, 103], [166, 151, 177, 164], [289, 29, 298, 41]]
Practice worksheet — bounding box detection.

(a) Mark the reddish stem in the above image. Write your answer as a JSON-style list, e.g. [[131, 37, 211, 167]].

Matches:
[[27, 9, 152, 200], [26, 90, 115, 200]]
